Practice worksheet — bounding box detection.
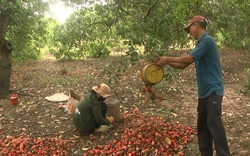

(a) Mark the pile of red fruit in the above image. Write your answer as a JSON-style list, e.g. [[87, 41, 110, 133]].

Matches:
[[85, 109, 196, 156], [0, 134, 73, 155], [0, 110, 196, 155]]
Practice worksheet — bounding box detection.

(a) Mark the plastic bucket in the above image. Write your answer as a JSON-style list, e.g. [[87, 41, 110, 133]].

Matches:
[[141, 63, 164, 85], [10, 94, 18, 106]]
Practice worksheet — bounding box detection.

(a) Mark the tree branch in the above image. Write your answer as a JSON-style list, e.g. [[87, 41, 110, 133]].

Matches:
[[217, 23, 228, 42], [142, 0, 161, 20], [187, 0, 191, 12]]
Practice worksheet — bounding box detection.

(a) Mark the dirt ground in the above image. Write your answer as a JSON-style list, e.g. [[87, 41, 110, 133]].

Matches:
[[0, 48, 249, 155]]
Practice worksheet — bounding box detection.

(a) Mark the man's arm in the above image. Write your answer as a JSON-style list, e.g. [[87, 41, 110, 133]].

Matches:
[[92, 104, 110, 125], [154, 54, 194, 69]]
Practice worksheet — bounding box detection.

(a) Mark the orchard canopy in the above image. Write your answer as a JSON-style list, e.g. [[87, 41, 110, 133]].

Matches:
[[0, 0, 249, 97], [2, 0, 249, 60]]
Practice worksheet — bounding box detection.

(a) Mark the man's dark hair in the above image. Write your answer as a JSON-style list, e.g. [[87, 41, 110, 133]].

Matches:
[[197, 21, 207, 30]]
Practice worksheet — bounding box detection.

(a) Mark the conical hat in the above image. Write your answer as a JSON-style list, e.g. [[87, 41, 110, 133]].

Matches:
[[92, 83, 111, 98]]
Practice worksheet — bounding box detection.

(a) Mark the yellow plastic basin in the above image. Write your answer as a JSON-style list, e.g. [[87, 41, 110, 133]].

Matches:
[[141, 63, 164, 85]]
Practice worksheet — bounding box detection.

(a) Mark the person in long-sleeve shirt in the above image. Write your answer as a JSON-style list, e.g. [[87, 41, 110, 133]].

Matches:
[[73, 83, 114, 135]]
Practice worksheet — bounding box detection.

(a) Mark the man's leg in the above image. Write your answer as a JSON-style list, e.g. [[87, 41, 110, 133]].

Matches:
[[197, 98, 213, 156], [73, 112, 94, 136], [206, 92, 230, 156]]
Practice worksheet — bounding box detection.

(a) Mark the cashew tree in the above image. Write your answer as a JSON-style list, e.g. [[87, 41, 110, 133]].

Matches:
[[0, 0, 48, 98], [0, 0, 16, 98]]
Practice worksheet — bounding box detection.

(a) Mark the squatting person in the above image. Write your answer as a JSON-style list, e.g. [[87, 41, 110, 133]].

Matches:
[[73, 83, 114, 136]]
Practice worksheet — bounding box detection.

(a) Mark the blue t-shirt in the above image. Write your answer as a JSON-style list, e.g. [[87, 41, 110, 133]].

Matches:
[[189, 32, 224, 99]]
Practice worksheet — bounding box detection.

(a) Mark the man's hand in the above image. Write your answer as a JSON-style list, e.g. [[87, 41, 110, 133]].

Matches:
[[153, 56, 168, 67], [107, 116, 115, 123]]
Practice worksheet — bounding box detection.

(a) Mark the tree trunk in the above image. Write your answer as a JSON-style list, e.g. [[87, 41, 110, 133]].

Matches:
[[0, 38, 13, 98], [0, 4, 14, 99]]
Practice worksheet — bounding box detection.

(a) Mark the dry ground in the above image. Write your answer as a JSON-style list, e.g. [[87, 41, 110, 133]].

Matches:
[[0, 48, 249, 155]]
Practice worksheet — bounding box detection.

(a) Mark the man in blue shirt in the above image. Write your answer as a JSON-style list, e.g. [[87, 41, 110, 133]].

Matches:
[[154, 15, 230, 156]]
